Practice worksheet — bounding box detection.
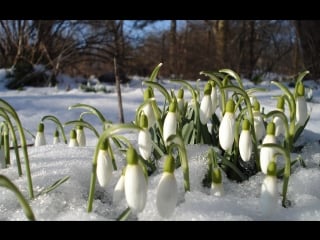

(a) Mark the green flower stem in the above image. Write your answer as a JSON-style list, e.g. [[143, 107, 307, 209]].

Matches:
[[64, 120, 100, 138], [3, 123, 10, 165], [149, 63, 163, 82], [220, 69, 244, 90], [143, 81, 172, 103], [221, 85, 259, 170], [68, 103, 110, 131], [259, 143, 291, 208], [167, 133, 190, 192], [174, 79, 202, 143], [295, 71, 310, 96], [0, 99, 34, 199], [87, 123, 142, 212], [0, 175, 35, 220], [271, 81, 296, 122], [208, 147, 219, 168], [0, 111, 22, 176], [41, 115, 68, 144]]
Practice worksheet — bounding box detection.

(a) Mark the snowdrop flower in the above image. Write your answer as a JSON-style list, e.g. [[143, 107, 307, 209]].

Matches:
[[260, 161, 278, 217], [124, 147, 148, 213], [211, 167, 224, 196], [239, 119, 252, 162], [260, 122, 277, 174], [34, 122, 46, 147], [113, 169, 126, 206], [200, 83, 213, 125], [295, 82, 308, 127], [53, 129, 60, 144], [76, 125, 86, 147], [163, 101, 177, 145], [210, 81, 218, 114], [273, 96, 285, 137], [138, 113, 152, 160], [252, 100, 265, 142], [68, 129, 79, 147], [219, 99, 235, 151], [156, 154, 178, 218], [177, 88, 185, 114], [142, 87, 156, 129], [96, 140, 113, 188]]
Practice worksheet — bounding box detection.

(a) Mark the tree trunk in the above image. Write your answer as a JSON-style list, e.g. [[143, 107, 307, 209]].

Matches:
[[295, 20, 320, 79], [169, 20, 177, 77], [213, 20, 229, 68]]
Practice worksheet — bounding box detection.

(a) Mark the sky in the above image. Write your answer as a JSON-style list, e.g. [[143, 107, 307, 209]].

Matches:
[[0, 69, 320, 221]]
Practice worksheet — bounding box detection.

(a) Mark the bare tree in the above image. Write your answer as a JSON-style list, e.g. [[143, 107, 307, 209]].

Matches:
[[295, 20, 320, 79]]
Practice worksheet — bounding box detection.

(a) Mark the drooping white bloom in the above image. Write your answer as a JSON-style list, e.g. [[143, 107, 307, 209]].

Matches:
[[211, 183, 224, 197], [156, 155, 178, 218], [138, 113, 152, 160], [219, 99, 235, 151], [96, 141, 113, 188], [163, 101, 177, 145], [113, 173, 125, 206], [199, 83, 213, 125], [273, 96, 286, 138], [273, 115, 285, 137], [177, 88, 185, 114], [211, 167, 224, 197], [239, 119, 253, 162], [53, 129, 60, 144], [296, 97, 308, 127], [76, 125, 86, 147], [34, 122, 46, 147], [157, 172, 178, 218], [68, 129, 79, 147], [252, 100, 265, 141], [142, 87, 156, 129], [124, 147, 148, 213], [260, 122, 277, 174], [260, 161, 278, 217], [210, 82, 218, 114]]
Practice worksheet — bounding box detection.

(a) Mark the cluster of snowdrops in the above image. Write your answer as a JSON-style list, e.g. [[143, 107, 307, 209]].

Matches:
[[0, 63, 311, 220]]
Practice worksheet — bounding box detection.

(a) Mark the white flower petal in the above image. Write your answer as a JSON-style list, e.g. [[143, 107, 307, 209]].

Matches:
[[253, 112, 265, 141], [260, 135, 277, 174], [138, 129, 152, 160], [68, 139, 79, 147], [142, 103, 156, 128], [273, 116, 285, 137], [296, 96, 308, 127], [199, 95, 213, 124], [35, 132, 46, 147], [53, 136, 60, 144], [124, 164, 148, 213], [96, 150, 113, 187], [76, 129, 86, 147], [163, 112, 177, 144], [219, 112, 235, 151], [211, 182, 224, 197], [260, 175, 278, 216], [113, 175, 125, 206], [239, 130, 252, 162], [177, 98, 184, 113], [156, 173, 178, 218], [211, 86, 218, 114]]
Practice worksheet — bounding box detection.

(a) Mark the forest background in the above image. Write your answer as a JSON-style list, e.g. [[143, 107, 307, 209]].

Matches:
[[0, 20, 319, 87]]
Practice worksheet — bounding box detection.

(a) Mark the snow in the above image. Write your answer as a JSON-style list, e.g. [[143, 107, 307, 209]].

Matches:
[[0, 70, 320, 221]]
